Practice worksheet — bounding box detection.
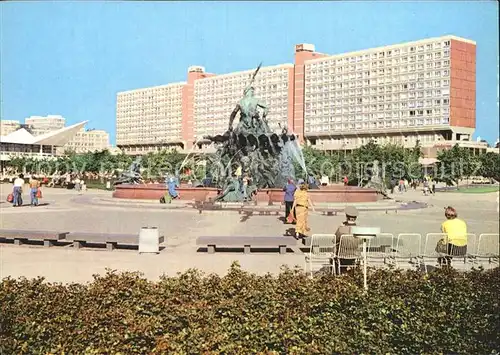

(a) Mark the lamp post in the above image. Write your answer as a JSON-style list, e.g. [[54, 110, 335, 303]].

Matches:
[[351, 226, 381, 291]]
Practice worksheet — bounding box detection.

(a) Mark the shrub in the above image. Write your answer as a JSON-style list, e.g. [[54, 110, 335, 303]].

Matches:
[[1, 264, 499, 354]]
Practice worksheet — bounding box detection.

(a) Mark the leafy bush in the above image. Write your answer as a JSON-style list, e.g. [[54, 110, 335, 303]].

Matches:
[[1, 264, 499, 354]]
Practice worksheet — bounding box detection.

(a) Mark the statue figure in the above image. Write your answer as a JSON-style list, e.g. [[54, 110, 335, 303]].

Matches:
[[228, 63, 270, 137], [114, 157, 143, 185], [215, 176, 244, 202]]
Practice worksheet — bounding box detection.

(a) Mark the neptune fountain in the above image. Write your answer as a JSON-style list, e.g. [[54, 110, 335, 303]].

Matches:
[[197, 64, 305, 202]]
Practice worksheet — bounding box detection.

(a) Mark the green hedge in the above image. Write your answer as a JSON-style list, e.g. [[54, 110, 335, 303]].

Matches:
[[1, 264, 499, 354]]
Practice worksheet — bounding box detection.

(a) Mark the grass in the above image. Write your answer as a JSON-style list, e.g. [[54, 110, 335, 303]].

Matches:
[[449, 186, 499, 194]]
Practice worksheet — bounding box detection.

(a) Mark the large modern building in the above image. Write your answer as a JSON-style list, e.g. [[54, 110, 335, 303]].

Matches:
[[116, 35, 486, 157]]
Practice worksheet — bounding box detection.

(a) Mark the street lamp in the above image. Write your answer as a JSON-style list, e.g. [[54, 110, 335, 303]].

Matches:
[[351, 226, 381, 291]]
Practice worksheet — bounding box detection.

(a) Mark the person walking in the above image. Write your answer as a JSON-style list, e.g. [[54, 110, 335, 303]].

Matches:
[[291, 179, 315, 239], [29, 175, 41, 206], [438, 206, 468, 266], [283, 179, 296, 224], [12, 174, 25, 207]]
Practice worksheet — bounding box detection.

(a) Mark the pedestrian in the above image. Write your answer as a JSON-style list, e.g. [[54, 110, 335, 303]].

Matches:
[[74, 176, 81, 192], [12, 174, 24, 207], [242, 175, 249, 201], [283, 178, 296, 224], [29, 175, 40, 206], [291, 179, 315, 239], [343, 175, 349, 186], [423, 179, 430, 195], [431, 179, 436, 195]]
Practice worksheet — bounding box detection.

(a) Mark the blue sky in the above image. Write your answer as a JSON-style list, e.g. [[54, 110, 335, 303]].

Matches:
[[1, 1, 498, 144]]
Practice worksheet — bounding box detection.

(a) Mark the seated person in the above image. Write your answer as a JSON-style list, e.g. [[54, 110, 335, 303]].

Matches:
[[334, 206, 360, 271], [438, 206, 467, 266]]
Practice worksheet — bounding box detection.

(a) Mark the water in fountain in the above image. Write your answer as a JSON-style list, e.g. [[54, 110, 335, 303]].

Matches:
[[178, 137, 204, 173], [285, 138, 307, 179]]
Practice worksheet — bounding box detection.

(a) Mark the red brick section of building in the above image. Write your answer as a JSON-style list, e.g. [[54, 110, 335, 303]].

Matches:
[[182, 68, 215, 149], [450, 39, 476, 130], [293, 45, 328, 143]]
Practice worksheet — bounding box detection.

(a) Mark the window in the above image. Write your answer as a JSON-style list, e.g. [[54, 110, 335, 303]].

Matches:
[[444, 40, 450, 47], [443, 98, 449, 104], [410, 110, 415, 116]]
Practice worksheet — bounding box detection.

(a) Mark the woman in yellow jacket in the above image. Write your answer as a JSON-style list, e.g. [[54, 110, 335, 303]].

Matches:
[[291, 179, 315, 239]]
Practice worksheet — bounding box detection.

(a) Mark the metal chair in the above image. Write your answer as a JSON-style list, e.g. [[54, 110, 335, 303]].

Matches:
[[387, 233, 422, 268], [475, 233, 500, 269], [304, 234, 336, 276], [465, 233, 478, 264], [367, 233, 394, 264], [418, 233, 448, 273], [334, 234, 362, 275]]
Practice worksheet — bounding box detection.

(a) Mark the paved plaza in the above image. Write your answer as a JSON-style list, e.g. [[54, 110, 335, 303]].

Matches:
[[0, 184, 498, 283]]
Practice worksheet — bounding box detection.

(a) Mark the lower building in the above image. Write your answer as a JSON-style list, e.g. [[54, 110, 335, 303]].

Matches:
[[60, 128, 111, 154], [0, 121, 88, 169], [0, 120, 21, 136]]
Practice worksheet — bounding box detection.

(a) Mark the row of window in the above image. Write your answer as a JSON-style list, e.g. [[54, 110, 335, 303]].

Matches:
[[305, 118, 450, 133], [198, 69, 289, 85], [306, 71, 450, 87], [307, 79, 450, 94], [307, 54, 451, 75], [307, 62, 451, 80], [307, 94, 450, 106], [306, 106, 448, 120]]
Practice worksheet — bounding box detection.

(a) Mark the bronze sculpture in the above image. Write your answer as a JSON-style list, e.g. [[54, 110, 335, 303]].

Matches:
[[114, 157, 143, 185], [199, 64, 301, 202]]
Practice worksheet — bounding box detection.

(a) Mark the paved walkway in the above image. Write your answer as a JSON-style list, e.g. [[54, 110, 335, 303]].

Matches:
[[0, 184, 498, 283]]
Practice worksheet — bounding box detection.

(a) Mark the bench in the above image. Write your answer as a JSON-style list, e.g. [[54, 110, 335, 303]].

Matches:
[[0, 229, 68, 247], [196, 236, 298, 254], [319, 209, 339, 216], [238, 209, 281, 216], [66, 232, 164, 251]]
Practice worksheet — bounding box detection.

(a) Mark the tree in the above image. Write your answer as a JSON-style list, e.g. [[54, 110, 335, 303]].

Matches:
[[436, 145, 480, 187], [478, 152, 500, 182]]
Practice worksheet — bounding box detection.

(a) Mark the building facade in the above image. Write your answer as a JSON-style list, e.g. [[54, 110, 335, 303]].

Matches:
[[0, 120, 21, 136], [116, 83, 185, 155], [25, 115, 66, 136], [116, 35, 483, 157], [61, 128, 111, 154]]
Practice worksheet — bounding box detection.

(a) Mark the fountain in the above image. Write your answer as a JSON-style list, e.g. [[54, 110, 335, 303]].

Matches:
[[113, 63, 379, 204]]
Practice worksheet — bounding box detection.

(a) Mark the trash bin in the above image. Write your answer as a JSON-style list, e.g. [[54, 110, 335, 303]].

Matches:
[[139, 227, 161, 254]]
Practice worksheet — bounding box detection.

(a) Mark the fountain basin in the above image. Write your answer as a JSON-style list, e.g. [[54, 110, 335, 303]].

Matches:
[[113, 184, 379, 203]]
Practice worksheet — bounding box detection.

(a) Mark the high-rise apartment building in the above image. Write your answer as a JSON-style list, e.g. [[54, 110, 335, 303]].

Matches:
[[62, 128, 111, 153], [116, 35, 484, 158], [116, 83, 185, 155], [25, 115, 66, 136]]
